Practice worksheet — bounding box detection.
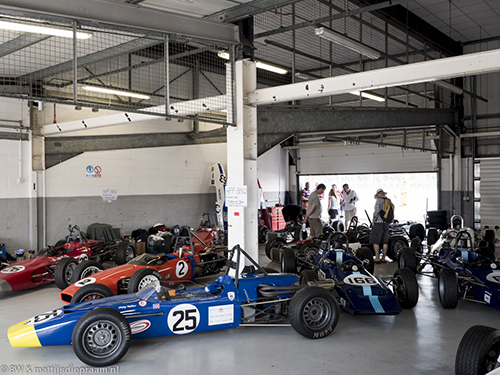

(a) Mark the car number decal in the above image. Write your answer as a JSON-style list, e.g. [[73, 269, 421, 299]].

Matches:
[[1, 265, 25, 273], [486, 273, 500, 284], [176, 260, 189, 278], [167, 304, 200, 335], [74, 277, 96, 287], [130, 319, 151, 334], [343, 274, 378, 286], [24, 309, 62, 325]]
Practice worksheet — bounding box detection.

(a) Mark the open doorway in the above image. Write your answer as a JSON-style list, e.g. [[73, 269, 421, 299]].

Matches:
[[298, 172, 437, 224]]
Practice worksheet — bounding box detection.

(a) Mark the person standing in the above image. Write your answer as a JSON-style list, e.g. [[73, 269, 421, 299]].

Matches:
[[301, 182, 311, 209], [328, 184, 340, 224], [342, 184, 359, 228], [304, 183, 326, 240], [371, 188, 390, 263]]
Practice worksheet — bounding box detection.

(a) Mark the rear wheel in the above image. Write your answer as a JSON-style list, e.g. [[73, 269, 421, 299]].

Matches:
[[115, 242, 136, 265], [70, 261, 105, 284], [438, 268, 459, 309], [258, 225, 269, 244], [299, 270, 318, 285], [388, 236, 408, 261], [455, 325, 500, 375], [299, 243, 320, 263], [127, 268, 164, 293], [265, 237, 286, 261], [356, 247, 374, 274], [393, 268, 419, 309], [71, 283, 115, 303], [72, 308, 130, 367], [281, 248, 297, 274], [398, 247, 417, 273], [55, 257, 79, 289], [289, 287, 339, 339]]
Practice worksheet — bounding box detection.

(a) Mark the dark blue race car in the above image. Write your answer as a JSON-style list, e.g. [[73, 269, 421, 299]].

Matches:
[[8, 245, 340, 367], [281, 233, 419, 315]]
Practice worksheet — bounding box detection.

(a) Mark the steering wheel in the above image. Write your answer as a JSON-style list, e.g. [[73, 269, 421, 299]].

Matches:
[[340, 259, 359, 271]]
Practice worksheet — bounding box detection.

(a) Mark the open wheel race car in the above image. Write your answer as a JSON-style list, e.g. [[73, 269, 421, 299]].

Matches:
[[9, 245, 340, 367], [0, 225, 133, 293], [281, 233, 419, 315], [455, 325, 500, 375], [59, 226, 227, 303]]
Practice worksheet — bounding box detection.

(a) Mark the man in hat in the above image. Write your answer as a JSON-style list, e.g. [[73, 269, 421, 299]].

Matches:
[[371, 188, 390, 263]]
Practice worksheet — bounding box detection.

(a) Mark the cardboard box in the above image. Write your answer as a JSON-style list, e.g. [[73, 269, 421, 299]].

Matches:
[[135, 241, 146, 255]]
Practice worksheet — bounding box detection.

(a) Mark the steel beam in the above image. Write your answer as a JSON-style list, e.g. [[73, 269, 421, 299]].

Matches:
[[0, 132, 29, 141], [206, 0, 304, 23], [0, 34, 49, 58], [248, 49, 500, 105], [0, 0, 238, 44]]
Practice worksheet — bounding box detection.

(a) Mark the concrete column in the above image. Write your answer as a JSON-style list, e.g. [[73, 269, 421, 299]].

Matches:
[[227, 59, 258, 266]]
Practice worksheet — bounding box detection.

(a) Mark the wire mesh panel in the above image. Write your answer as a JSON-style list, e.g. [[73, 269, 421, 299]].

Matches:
[[0, 11, 234, 126]]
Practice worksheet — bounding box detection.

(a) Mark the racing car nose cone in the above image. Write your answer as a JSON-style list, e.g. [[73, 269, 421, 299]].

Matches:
[[8, 321, 42, 347], [0, 279, 12, 292]]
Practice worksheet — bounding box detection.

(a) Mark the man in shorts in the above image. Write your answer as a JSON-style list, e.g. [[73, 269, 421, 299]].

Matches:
[[342, 184, 359, 228], [304, 183, 326, 240]]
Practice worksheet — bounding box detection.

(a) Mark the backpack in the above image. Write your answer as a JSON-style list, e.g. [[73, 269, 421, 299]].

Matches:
[[380, 197, 395, 223]]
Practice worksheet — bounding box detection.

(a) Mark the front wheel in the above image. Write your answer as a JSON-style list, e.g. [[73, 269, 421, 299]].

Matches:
[[115, 242, 136, 265], [127, 268, 164, 293], [71, 283, 115, 304], [265, 237, 286, 261], [455, 325, 500, 375], [388, 237, 408, 261], [70, 261, 105, 284], [289, 287, 339, 339], [399, 247, 417, 273], [438, 268, 459, 309], [72, 308, 130, 367], [55, 257, 79, 289], [392, 268, 419, 309]]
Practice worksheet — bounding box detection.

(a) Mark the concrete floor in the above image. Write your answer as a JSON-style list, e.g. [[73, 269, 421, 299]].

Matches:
[[1, 246, 500, 375]]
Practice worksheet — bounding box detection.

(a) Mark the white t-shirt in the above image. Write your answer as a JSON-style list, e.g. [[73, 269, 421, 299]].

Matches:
[[329, 195, 340, 210], [343, 189, 358, 211]]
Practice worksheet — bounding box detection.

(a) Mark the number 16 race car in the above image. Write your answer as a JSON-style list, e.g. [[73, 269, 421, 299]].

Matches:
[[8, 245, 340, 367]]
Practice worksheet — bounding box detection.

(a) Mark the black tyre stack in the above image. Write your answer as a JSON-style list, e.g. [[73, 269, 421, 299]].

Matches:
[[426, 210, 448, 230]]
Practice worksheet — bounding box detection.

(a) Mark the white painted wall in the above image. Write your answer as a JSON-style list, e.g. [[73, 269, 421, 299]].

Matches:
[[257, 146, 288, 206]]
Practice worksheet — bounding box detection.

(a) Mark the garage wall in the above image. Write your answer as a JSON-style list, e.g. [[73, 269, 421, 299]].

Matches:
[[257, 146, 288, 206]]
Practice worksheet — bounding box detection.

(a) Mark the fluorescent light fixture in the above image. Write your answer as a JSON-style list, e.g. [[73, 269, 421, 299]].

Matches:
[[349, 90, 385, 102], [434, 80, 464, 95], [218, 51, 287, 75], [0, 20, 92, 39], [83, 86, 150, 100], [315, 27, 381, 60]]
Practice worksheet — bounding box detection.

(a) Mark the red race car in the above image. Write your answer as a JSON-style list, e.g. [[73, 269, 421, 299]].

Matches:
[[60, 226, 227, 303], [0, 225, 132, 293]]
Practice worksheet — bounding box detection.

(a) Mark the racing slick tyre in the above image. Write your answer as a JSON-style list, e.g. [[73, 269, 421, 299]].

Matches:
[[70, 261, 105, 284], [455, 325, 500, 375], [72, 307, 131, 367], [258, 225, 269, 244], [427, 227, 438, 246], [409, 223, 425, 240], [265, 237, 286, 261], [427, 209, 447, 218], [438, 268, 459, 309], [356, 247, 375, 274], [289, 286, 339, 339], [299, 270, 318, 285], [410, 237, 423, 254], [55, 257, 79, 289], [281, 248, 297, 274], [387, 236, 408, 261], [71, 283, 115, 303], [127, 268, 165, 294], [294, 226, 308, 242], [398, 247, 417, 274], [114, 242, 136, 265], [393, 268, 419, 309]]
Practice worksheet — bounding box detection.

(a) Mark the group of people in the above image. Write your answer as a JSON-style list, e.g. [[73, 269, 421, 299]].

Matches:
[[298, 182, 392, 263]]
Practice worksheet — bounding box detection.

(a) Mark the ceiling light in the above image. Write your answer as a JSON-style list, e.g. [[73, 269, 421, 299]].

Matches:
[[315, 27, 380, 60], [218, 51, 287, 75], [82, 86, 150, 100], [349, 90, 385, 102], [434, 80, 464, 95], [0, 20, 92, 39]]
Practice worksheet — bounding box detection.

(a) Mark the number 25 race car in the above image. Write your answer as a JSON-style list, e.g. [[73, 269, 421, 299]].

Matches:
[[8, 245, 340, 367]]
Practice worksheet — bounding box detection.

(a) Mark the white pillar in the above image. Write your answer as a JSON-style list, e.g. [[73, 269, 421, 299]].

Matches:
[[227, 59, 258, 267]]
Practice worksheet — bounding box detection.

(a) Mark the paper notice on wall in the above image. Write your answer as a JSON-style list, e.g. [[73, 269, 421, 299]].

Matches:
[[102, 189, 117, 201], [208, 304, 234, 326], [225, 186, 247, 207]]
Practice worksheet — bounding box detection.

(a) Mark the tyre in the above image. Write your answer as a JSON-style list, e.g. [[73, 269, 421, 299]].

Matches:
[[55, 257, 79, 289], [299, 243, 320, 263], [410, 238, 423, 254], [331, 220, 344, 232], [426, 221, 448, 230], [281, 248, 297, 274], [388, 236, 408, 261], [299, 270, 318, 285], [114, 242, 136, 265], [356, 247, 374, 274], [70, 261, 105, 284], [393, 268, 419, 309], [265, 237, 286, 260], [72, 308, 130, 367], [484, 229, 496, 254], [427, 209, 447, 218], [294, 226, 308, 242], [427, 227, 438, 246], [288, 286, 339, 339], [0, 255, 8, 270], [258, 225, 269, 244], [455, 325, 500, 375], [398, 247, 417, 273], [127, 268, 164, 293], [438, 268, 459, 309], [71, 283, 115, 303], [409, 223, 425, 240]]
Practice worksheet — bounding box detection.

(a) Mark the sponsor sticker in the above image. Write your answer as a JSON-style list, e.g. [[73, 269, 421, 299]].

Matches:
[[228, 291, 235, 302], [130, 320, 151, 334], [74, 277, 96, 288], [139, 301, 147, 307], [209, 304, 234, 326], [153, 303, 160, 309], [485, 291, 492, 304]]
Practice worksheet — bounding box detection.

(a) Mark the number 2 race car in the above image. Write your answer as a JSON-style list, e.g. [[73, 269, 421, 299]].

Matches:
[[59, 226, 227, 303], [0, 225, 132, 293], [8, 245, 340, 367]]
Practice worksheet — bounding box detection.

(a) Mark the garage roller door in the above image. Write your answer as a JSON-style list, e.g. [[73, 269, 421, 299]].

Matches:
[[479, 158, 500, 227]]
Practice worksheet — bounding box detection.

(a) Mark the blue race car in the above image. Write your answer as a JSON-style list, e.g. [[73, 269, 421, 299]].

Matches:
[[8, 245, 340, 367], [281, 233, 419, 315]]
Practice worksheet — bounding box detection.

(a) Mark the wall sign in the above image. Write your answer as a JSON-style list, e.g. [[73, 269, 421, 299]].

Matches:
[[86, 165, 102, 178], [102, 188, 117, 201], [225, 186, 247, 207]]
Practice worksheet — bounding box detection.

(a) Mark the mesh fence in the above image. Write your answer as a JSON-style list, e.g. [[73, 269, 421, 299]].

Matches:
[[0, 12, 234, 126]]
